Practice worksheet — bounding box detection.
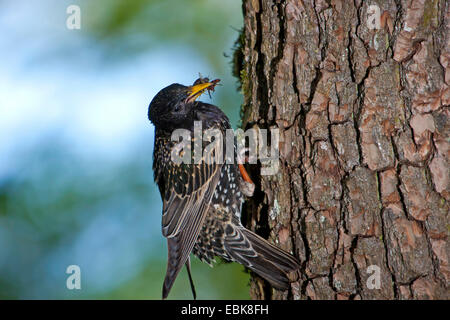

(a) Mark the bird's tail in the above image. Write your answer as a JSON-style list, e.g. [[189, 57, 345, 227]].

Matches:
[[225, 227, 300, 290]]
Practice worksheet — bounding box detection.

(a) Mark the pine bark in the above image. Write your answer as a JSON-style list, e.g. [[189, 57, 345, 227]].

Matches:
[[236, 0, 449, 300]]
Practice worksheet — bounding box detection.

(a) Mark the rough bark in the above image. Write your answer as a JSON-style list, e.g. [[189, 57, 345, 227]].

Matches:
[[235, 0, 449, 300]]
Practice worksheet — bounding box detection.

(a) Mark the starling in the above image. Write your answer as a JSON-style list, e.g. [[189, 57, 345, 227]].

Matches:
[[148, 78, 300, 299]]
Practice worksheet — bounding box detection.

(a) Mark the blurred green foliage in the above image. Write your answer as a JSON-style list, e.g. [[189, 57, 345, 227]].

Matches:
[[82, 0, 244, 125], [84, 0, 241, 67]]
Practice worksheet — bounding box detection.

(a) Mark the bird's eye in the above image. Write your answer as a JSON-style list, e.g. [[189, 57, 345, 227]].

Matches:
[[172, 103, 183, 113]]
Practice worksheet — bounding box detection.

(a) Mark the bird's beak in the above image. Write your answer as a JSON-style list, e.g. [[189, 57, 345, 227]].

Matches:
[[186, 80, 220, 103]]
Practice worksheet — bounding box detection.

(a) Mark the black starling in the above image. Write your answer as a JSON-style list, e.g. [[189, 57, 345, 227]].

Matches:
[[148, 78, 300, 299]]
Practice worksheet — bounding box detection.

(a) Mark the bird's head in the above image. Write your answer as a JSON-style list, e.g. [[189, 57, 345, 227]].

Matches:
[[148, 79, 219, 131]]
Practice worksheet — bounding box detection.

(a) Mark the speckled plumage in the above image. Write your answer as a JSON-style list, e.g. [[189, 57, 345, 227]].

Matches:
[[149, 81, 300, 299]]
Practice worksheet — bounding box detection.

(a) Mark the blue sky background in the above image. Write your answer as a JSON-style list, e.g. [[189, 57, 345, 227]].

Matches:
[[0, 0, 250, 299]]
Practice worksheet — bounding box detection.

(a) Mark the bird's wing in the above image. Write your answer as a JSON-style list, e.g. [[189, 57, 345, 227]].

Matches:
[[161, 156, 221, 238], [161, 140, 223, 298]]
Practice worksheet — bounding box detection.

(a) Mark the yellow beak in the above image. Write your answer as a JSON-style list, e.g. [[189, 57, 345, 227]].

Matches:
[[186, 80, 219, 103]]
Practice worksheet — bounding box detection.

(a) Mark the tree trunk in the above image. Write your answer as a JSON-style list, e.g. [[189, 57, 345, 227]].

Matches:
[[235, 0, 449, 300]]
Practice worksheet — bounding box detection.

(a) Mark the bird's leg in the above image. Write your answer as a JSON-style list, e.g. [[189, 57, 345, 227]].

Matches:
[[185, 257, 197, 300]]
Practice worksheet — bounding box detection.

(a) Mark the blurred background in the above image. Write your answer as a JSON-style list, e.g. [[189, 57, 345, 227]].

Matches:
[[0, 0, 249, 299]]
